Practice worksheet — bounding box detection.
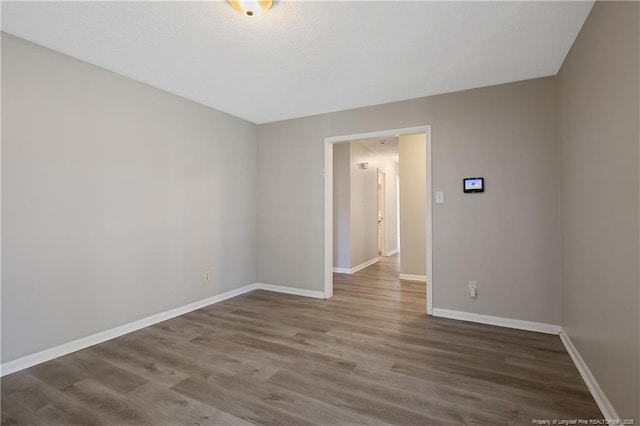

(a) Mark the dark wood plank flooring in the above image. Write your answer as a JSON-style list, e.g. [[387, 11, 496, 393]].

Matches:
[[1, 255, 601, 425]]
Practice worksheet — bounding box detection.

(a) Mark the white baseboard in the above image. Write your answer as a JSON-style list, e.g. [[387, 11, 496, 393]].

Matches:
[[399, 273, 426, 283], [432, 309, 614, 418], [386, 248, 399, 256], [559, 330, 617, 420], [0, 281, 328, 377], [333, 257, 379, 274], [0, 283, 259, 377], [254, 282, 325, 299], [432, 308, 561, 335], [351, 257, 379, 273], [2, 283, 617, 420]]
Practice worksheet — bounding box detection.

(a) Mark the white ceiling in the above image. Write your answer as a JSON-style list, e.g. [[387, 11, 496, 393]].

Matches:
[[357, 137, 400, 163], [2, 1, 593, 124]]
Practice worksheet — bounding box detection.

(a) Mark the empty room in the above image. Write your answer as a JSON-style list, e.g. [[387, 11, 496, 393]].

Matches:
[[1, 1, 638, 425]]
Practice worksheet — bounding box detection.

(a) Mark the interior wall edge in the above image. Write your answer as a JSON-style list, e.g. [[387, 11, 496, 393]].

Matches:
[[559, 330, 618, 420]]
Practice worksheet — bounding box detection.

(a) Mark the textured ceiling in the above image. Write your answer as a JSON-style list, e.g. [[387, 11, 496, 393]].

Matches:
[[2, 1, 593, 124], [358, 137, 400, 163]]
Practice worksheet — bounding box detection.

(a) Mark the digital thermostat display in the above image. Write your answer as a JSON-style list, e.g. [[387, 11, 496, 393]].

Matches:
[[463, 177, 484, 193]]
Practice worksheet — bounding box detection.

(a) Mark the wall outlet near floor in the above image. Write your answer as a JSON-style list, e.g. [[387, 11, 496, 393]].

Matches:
[[203, 271, 210, 282], [468, 281, 478, 298]]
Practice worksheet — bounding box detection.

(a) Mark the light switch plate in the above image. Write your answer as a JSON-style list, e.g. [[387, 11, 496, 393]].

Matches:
[[435, 191, 444, 203]]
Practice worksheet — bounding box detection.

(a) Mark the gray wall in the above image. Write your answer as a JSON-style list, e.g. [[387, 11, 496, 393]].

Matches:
[[1, 34, 258, 362], [349, 142, 379, 268], [383, 159, 399, 256], [332, 143, 351, 269], [557, 1, 640, 419], [399, 134, 427, 277], [257, 76, 562, 324]]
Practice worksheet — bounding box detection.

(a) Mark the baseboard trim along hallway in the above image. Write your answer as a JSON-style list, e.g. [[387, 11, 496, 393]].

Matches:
[[333, 257, 379, 274]]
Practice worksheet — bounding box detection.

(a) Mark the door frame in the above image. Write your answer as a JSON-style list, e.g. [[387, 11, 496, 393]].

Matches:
[[323, 125, 433, 315]]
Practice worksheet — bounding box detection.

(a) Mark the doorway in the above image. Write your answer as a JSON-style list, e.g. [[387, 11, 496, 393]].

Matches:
[[324, 126, 433, 315]]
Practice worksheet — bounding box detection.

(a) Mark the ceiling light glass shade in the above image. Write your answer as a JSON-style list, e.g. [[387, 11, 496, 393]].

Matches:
[[228, 0, 273, 17]]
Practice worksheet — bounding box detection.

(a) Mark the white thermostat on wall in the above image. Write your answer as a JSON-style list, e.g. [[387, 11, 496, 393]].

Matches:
[[463, 177, 484, 193]]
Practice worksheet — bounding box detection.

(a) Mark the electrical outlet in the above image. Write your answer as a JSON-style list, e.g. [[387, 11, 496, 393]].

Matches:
[[468, 281, 478, 299], [204, 271, 210, 282]]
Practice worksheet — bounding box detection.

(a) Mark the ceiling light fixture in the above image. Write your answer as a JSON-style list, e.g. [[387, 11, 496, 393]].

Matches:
[[228, 0, 273, 18]]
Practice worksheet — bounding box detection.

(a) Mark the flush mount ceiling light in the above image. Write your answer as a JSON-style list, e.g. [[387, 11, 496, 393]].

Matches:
[[228, 0, 273, 17]]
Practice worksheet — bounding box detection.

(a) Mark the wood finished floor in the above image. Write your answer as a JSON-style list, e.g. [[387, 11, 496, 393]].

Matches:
[[2, 255, 601, 425]]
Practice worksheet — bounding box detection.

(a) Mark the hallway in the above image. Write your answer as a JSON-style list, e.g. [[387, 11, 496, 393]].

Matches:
[[333, 254, 426, 316]]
